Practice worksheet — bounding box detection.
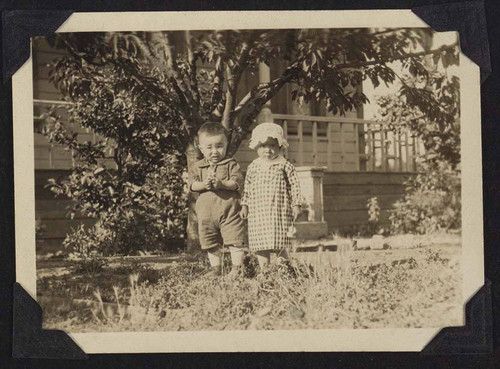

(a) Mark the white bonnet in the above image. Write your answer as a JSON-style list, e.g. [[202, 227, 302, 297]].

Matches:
[[248, 122, 289, 150]]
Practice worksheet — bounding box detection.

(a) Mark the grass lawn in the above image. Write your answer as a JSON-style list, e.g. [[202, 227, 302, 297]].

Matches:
[[37, 233, 462, 332]]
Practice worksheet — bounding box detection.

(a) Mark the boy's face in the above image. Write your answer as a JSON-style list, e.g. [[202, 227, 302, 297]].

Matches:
[[256, 138, 280, 161], [198, 133, 228, 164]]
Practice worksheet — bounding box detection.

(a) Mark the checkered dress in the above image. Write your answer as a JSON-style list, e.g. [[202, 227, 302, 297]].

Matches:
[[241, 157, 302, 252]]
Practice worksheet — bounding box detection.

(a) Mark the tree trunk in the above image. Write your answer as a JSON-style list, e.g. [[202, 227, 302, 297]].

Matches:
[[186, 144, 202, 253]]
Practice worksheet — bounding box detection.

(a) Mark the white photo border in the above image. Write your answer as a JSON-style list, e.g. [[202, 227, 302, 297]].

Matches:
[[13, 10, 483, 353]]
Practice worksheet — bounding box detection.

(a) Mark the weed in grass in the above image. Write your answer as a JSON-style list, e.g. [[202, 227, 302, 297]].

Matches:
[[72, 257, 107, 278]]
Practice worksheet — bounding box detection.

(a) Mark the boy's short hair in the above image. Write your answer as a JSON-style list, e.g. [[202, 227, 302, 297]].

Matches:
[[197, 122, 228, 138]]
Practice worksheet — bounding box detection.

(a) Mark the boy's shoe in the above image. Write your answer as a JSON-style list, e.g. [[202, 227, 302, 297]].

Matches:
[[226, 265, 243, 279], [205, 266, 221, 277]]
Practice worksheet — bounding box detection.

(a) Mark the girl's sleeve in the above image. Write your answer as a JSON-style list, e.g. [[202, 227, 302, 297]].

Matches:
[[285, 162, 302, 207], [240, 163, 253, 206]]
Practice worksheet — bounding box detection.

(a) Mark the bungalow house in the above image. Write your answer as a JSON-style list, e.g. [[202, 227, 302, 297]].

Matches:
[[32, 35, 420, 252]]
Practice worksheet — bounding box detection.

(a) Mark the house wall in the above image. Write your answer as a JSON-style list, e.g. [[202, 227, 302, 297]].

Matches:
[[35, 169, 94, 253], [33, 38, 107, 169], [322, 172, 410, 232]]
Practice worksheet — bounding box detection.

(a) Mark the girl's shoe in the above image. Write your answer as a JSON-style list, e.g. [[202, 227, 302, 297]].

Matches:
[[205, 266, 221, 277]]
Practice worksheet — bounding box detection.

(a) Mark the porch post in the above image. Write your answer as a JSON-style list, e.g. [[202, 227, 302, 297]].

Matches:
[[294, 166, 328, 239], [257, 63, 273, 123], [296, 166, 326, 222]]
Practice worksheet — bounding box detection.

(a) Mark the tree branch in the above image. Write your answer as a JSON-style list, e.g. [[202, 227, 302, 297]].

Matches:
[[125, 33, 199, 128], [229, 32, 258, 90], [210, 65, 226, 118], [221, 40, 253, 130], [185, 31, 201, 104], [227, 63, 300, 154], [212, 32, 257, 122], [221, 65, 235, 129], [154, 32, 204, 133], [233, 62, 299, 118], [334, 42, 458, 71]]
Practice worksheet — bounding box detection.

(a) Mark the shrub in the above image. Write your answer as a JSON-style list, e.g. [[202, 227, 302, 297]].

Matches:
[[389, 160, 461, 234], [49, 156, 188, 255], [376, 71, 460, 168], [365, 197, 384, 236], [44, 49, 189, 254]]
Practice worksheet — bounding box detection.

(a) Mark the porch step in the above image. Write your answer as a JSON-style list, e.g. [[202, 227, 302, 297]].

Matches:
[[293, 221, 329, 239]]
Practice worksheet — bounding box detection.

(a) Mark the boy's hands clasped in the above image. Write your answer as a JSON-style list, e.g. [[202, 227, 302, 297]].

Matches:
[[204, 177, 222, 190], [204, 171, 222, 190], [198, 171, 236, 192], [211, 178, 223, 190]]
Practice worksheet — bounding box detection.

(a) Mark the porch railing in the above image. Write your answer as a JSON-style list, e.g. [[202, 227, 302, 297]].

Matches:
[[273, 114, 422, 173], [34, 99, 422, 173]]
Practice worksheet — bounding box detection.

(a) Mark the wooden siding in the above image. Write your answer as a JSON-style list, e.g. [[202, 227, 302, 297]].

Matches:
[[33, 38, 86, 170], [322, 172, 410, 231], [35, 170, 94, 254]]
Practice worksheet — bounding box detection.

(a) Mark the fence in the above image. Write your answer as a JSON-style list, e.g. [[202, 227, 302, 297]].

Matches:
[[273, 114, 422, 173]]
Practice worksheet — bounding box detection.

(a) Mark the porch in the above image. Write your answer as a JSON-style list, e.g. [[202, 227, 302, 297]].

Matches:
[[268, 114, 418, 239]]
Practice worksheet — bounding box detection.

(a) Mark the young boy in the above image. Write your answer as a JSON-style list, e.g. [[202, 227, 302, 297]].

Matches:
[[189, 122, 246, 277]]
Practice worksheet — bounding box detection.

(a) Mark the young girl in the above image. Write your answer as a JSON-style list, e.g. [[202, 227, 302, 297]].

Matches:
[[240, 123, 302, 269]]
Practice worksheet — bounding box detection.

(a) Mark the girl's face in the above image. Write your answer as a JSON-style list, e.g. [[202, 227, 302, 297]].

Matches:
[[198, 133, 228, 164], [256, 138, 281, 161]]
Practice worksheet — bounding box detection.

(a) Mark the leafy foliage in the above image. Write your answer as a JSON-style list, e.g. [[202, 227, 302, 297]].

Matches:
[[365, 196, 384, 236], [389, 160, 461, 234], [72, 257, 108, 278], [377, 70, 460, 167], [48, 157, 188, 255], [375, 66, 461, 234], [45, 28, 456, 154]]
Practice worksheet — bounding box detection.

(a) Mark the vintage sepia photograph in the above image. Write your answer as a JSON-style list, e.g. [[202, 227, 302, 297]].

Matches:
[[11, 10, 484, 352], [32, 25, 464, 332]]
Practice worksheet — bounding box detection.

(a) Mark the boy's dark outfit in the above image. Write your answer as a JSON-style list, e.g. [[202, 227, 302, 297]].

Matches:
[[188, 157, 246, 250]]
